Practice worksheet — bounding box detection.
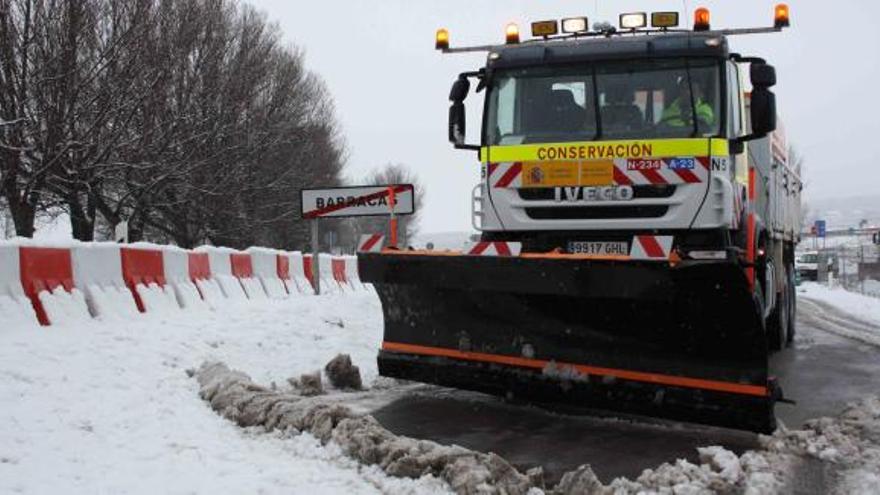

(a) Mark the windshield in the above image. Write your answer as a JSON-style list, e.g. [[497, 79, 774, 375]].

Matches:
[[486, 58, 721, 145], [799, 254, 818, 263]]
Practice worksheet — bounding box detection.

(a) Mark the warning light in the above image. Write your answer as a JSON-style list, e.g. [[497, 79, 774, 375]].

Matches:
[[694, 7, 711, 31], [651, 12, 680, 28], [435, 28, 449, 50], [505, 23, 520, 44], [619, 12, 647, 30], [774, 4, 790, 28], [531, 20, 558, 37]]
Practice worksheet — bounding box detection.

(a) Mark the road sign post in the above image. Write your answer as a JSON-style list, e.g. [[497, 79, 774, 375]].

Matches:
[[387, 186, 398, 248], [310, 218, 321, 295]]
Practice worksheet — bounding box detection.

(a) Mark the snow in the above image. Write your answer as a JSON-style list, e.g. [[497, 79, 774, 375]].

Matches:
[[0, 291, 451, 494], [40, 287, 92, 325], [4, 266, 880, 493], [800, 282, 880, 326], [0, 244, 38, 327]]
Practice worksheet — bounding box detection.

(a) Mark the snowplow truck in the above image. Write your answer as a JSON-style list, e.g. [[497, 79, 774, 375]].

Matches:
[[359, 8, 800, 433]]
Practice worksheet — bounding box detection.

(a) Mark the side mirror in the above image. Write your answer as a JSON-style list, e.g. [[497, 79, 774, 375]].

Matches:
[[448, 102, 466, 144], [751, 63, 777, 88], [447, 75, 479, 151], [750, 87, 777, 137], [449, 77, 470, 103]]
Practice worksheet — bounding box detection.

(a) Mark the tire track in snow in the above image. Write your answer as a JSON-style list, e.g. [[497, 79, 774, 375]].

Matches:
[[798, 297, 880, 348]]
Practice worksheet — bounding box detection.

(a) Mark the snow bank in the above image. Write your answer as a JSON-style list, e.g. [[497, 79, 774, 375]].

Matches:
[[195, 278, 226, 309], [0, 244, 38, 328], [800, 282, 880, 325], [0, 294, 37, 330], [0, 292, 449, 494], [135, 283, 180, 314], [39, 287, 91, 326]]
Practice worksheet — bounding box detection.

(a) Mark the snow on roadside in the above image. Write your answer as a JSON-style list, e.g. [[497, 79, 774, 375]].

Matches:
[[800, 282, 880, 327], [0, 292, 449, 494]]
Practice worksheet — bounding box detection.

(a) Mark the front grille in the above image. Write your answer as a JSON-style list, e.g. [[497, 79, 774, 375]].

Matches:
[[525, 205, 669, 220], [517, 185, 676, 201]]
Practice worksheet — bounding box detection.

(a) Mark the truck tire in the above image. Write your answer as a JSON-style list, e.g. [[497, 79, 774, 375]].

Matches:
[[766, 269, 787, 352], [786, 262, 797, 345]]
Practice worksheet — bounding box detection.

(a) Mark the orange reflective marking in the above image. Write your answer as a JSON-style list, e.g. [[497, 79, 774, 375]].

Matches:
[[382, 341, 769, 397]]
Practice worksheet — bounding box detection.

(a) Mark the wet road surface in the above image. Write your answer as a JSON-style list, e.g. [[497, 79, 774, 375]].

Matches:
[[372, 294, 880, 484]]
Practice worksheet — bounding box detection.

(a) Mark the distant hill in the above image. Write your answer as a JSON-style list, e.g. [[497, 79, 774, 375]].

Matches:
[[805, 194, 880, 230]]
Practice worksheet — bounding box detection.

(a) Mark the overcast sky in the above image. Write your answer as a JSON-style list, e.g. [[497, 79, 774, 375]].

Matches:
[[257, 0, 880, 232]]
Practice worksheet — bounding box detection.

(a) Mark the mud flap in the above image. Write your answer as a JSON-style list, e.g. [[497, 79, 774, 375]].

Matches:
[[359, 252, 776, 433]]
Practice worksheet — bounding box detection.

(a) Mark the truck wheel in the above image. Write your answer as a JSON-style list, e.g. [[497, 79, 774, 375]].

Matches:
[[766, 278, 787, 352], [786, 263, 797, 345]]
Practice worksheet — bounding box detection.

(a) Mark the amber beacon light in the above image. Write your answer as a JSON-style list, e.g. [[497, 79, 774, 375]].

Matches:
[[774, 4, 790, 28], [435, 28, 449, 50], [505, 23, 520, 44], [693, 7, 711, 31]]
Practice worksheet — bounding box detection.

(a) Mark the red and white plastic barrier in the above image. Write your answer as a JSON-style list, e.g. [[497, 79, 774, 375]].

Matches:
[[1, 239, 370, 327], [21, 246, 91, 325], [71, 243, 140, 319], [121, 246, 179, 314], [163, 246, 210, 311], [247, 247, 289, 300], [200, 247, 249, 301], [318, 254, 344, 294], [284, 251, 314, 295], [188, 251, 225, 308], [230, 252, 268, 301]]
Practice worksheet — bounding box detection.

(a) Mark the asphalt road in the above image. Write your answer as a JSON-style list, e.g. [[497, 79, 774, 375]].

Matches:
[[372, 293, 880, 485]]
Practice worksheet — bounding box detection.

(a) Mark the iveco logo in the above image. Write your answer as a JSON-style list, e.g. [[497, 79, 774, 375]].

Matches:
[[554, 186, 634, 202]]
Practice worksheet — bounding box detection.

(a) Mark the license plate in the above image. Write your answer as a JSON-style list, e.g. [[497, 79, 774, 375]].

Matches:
[[567, 241, 629, 255]]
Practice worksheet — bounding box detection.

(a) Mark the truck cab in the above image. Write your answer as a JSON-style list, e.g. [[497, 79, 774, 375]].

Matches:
[[450, 31, 778, 259]]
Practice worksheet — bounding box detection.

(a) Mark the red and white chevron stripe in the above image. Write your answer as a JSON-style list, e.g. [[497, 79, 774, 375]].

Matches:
[[465, 241, 523, 257], [487, 162, 523, 188], [357, 234, 384, 253], [629, 235, 674, 260]]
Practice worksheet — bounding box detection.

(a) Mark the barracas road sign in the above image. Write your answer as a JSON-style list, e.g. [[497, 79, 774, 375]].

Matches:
[[301, 184, 415, 219]]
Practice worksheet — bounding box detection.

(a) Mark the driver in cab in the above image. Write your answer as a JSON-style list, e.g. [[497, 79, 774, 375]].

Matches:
[[660, 79, 715, 133]]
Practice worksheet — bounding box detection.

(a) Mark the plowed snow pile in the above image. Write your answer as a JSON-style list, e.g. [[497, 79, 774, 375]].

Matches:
[[196, 360, 880, 495]]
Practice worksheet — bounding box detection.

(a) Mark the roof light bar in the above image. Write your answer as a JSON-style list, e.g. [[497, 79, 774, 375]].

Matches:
[[694, 7, 711, 31], [435, 28, 449, 50], [505, 23, 520, 44], [651, 12, 680, 28], [774, 3, 790, 28], [561, 17, 589, 34], [619, 12, 647, 30], [531, 20, 558, 37]]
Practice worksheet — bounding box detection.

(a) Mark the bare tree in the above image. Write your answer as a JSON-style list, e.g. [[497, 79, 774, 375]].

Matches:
[[1, 0, 347, 247]]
